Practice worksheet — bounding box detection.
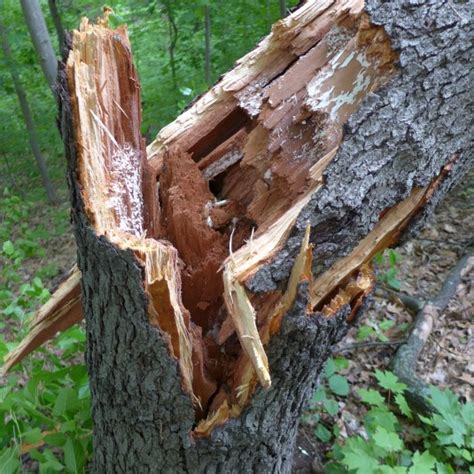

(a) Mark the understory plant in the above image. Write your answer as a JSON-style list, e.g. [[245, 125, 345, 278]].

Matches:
[[0, 189, 92, 473], [324, 370, 473, 473]]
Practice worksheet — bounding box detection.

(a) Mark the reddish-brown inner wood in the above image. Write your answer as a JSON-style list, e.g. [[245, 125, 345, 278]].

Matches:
[[139, 12, 400, 419]]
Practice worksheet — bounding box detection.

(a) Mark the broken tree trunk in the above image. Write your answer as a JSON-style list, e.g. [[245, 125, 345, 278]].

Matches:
[[4, 0, 473, 471]]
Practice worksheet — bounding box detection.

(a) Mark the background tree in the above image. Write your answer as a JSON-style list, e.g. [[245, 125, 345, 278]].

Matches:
[[0, 18, 57, 204], [20, 0, 57, 93], [204, 3, 211, 86], [47, 0, 65, 49]]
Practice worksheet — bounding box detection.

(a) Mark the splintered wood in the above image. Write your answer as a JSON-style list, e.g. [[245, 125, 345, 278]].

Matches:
[[4, 0, 422, 434]]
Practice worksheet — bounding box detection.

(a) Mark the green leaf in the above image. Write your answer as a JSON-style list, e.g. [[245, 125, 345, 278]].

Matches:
[[311, 386, 326, 404], [44, 432, 67, 447], [342, 448, 379, 473], [53, 388, 80, 417], [324, 462, 347, 474], [334, 356, 350, 371], [329, 374, 350, 396], [418, 414, 433, 426], [460, 402, 474, 426], [32, 276, 43, 290], [428, 387, 460, 416], [324, 398, 340, 416], [408, 450, 436, 473], [379, 319, 395, 332], [388, 249, 400, 266], [374, 252, 384, 265], [435, 462, 455, 474], [0, 446, 20, 474], [39, 449, 64, 473], [64, 438, 84, 473], [2, 240, 15, 256], [364, 407, 398, 435], [357, 325, 375, 341], [387, 276, 401, 291], [378, 467, 407, 474], [315, 424, 332, 442], [372, 426, 403, 452], [358, 388, 385, 407], [23, 427, 43, 444], [325, 358, 337, 378], [395, 393, 412, 418], [375, 370, 407, 394]]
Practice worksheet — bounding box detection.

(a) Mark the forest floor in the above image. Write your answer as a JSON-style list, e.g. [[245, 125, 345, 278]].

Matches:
[[295, 169, 473, 472]]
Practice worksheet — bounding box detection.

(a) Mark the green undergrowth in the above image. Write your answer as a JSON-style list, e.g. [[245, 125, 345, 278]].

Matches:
[[303, 357, 474, 474], [301, 250, 473, 473], [0, 188, 91, 473]]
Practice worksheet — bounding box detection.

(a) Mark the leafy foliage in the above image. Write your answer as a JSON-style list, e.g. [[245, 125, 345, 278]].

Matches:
[[374, 249, 402, 291], [301, 356, 351, 443], [0, 0, 298, 192], [0, 188, 91, 472], [324, 371, 474, 473]]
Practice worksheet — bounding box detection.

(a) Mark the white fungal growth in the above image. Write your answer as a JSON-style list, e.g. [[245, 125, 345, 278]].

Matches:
[[108, 143, 144, 237], [263, 168, 272, 182], [238, 80, 266, 117]]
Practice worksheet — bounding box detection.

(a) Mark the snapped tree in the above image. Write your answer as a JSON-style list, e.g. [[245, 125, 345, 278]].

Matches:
[[4, 0, 472, 472]]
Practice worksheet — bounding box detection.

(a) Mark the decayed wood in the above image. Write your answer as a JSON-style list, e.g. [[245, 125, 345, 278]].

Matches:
[[4, 0, 473, 470]]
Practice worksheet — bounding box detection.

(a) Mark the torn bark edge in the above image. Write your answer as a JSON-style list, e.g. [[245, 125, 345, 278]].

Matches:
[[391, 252, 473, 414]]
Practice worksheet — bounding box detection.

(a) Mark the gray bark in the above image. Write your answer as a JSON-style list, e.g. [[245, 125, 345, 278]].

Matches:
[[56, 0, 472, 472], [247, 0, 473, 294], [279, 0, 287, 18], [0, 19, 57, 204], [20, 0, 57, 92], [204, 5, 211, 86], [48, 0, 65, 51]]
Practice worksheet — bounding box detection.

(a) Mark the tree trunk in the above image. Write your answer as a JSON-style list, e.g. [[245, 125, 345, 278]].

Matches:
[[20, 0, 57, 92], [279, 0, 287, 18], [5, 0, 472, 471], [48, 0, 65, 51], [0, 19, 58, 204], [163, 0, 178, 96], [204, 4, 211, 86]]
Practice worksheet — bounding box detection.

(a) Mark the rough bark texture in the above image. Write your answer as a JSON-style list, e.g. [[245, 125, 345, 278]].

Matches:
[[248, 0, 473, 294], [55, 0, 472, 472]]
